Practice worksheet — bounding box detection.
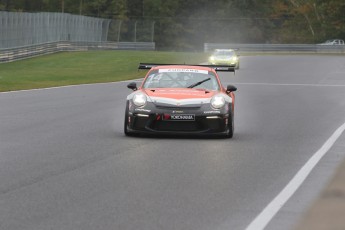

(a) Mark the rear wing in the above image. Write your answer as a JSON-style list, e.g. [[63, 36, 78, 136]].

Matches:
[[138, 63, 235, 72]]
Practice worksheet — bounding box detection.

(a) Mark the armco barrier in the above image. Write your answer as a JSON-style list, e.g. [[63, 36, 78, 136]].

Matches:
[[0, 41, 155, 63], [204, 43, 345, 54]]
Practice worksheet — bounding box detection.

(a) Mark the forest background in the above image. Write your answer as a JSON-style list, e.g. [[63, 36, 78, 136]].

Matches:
[[0, 0, 344, 50]]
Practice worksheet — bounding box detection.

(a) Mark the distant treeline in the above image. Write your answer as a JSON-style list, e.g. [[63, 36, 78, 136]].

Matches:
[[1, 0, 344, 50]]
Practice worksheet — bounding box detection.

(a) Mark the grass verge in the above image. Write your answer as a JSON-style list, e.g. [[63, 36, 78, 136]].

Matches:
[[0, 50, 209, 92]]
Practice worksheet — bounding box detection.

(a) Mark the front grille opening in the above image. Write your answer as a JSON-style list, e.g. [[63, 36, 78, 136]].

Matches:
[[151, 120, 204, 132]]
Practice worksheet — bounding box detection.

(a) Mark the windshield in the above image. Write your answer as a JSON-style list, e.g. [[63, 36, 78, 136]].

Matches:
[[214, 50, 235, 56], [143, 69, 220, 91]]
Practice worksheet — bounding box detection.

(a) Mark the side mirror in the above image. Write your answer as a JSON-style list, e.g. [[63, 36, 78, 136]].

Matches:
[[226, 85, 237, 92], [127, 82, 137, 91]]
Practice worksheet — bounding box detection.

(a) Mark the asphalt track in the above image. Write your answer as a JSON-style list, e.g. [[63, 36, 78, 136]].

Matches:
[[1, 55, 345, 230]]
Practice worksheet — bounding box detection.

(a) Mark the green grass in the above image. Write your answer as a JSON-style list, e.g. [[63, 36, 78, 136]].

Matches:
[[0, 50, 209, 92]]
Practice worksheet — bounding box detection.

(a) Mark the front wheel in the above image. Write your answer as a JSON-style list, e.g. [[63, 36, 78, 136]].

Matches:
[[225, 112, 234, 138], [124, 102, 133, 136]]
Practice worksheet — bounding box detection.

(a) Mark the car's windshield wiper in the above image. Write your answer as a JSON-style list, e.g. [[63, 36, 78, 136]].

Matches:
[[187, 78, 211, 88]]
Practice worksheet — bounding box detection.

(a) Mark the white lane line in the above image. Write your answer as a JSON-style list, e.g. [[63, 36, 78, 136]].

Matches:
[[0, 79, 144, 94], [245, 121, 345, 230]]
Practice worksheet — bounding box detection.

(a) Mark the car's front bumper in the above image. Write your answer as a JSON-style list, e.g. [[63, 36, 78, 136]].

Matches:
[[209, 60, 238, 66], [126, 103, 232, 136]]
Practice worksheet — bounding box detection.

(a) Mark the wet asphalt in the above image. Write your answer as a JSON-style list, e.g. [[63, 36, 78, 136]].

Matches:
[[1, 55, 345, 230]]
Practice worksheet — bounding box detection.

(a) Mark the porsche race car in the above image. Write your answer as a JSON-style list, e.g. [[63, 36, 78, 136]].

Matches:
[[124, 63, 237, 138], [208, 49, 239, 69]]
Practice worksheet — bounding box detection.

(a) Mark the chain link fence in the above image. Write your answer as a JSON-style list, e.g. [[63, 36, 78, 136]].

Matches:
[[0, 12, 113, 49], [0, 12, 156, 62], [0, 11, 156, 49], [107, 20, 155, 43]]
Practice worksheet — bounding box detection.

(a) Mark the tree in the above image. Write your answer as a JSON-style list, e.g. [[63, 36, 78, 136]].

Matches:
[[268, 0, 345, 43], [1, 0, 344, 48]]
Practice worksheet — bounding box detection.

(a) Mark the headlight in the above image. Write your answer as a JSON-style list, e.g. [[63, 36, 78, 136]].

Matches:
[[209, 56, 215, 61], [231, 56, 238, 61], [133, 93, 147, 107], [211, 95, 225, 109]]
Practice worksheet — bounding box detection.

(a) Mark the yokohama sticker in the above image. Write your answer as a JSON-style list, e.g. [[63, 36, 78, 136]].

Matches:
[[163, 114, 195, 121]]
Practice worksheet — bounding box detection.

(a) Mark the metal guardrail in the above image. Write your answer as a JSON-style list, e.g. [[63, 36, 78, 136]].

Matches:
[[0, 41, 155, 63], [204, 43, 345, 53]]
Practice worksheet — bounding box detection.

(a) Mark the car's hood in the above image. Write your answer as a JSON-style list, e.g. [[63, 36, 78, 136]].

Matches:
[[214, 55, 233, 59], [144, 88, 216, 99], [143, 88, 217, 107]]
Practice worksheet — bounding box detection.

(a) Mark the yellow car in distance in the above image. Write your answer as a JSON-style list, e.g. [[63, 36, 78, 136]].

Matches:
[[208, 49, 239, 69]]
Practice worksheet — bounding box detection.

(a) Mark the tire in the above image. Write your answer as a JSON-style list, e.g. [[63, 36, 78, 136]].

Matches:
[[225, 112, 234, 138], [124, 102, 133, 136]]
